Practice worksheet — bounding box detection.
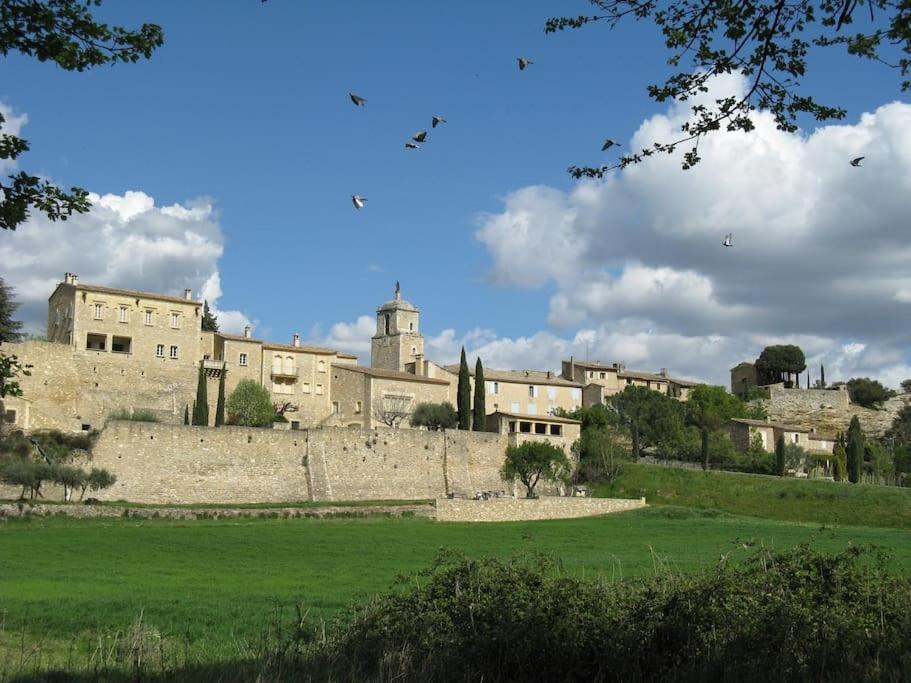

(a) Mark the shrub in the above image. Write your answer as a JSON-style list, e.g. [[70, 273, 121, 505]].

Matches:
[[226, 379, 275, 427], [411, 402, 458, 431], [846, 377, 896, 409], [270, 546, 911, 682]]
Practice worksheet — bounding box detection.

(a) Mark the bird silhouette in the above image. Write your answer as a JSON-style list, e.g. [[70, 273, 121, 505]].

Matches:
[[412, 131, 428, 143], [517, 57, 533, 71], [850, 156, 864, 167], [722, 233, 733, 247], [404, 142, 420, 150], [351, 195, 367, 209], [601, 139, 620, 151], [432, 116, 447, 128], [349, 93, 366, 107]]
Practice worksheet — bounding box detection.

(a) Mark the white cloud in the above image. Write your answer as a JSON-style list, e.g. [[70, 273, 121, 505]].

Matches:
[[475, 74, 911, 388], [310, 315, 375, 358]]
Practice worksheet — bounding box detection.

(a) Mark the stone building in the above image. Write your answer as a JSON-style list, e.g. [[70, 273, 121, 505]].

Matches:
[[440, 365, 584, 417], [730, 361, 759, 398], [485, 411, 581, 455], [371, 282, 423, 373], [561, 358, 698, 403], [729, 417, 835, 455]]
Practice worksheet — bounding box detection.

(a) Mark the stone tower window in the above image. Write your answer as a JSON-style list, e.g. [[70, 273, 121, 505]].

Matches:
[[411, 346, 416, 356], [384, 314, 390, 335], [409, 322, 414, 331]]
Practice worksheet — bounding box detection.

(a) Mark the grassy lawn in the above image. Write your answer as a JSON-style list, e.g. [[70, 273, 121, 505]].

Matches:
[[594, 462, 911, 529], [2, 507, 910, 677]]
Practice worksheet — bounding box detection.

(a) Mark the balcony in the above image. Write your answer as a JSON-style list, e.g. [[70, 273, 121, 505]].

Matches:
[[271, 368, 299, 380], [202, 359, 225, 378]]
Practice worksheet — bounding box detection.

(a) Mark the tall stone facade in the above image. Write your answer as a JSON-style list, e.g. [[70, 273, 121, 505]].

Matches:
[[371, 283, 424, 372]]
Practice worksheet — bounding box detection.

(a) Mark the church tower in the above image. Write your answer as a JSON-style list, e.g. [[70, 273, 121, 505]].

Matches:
[[371, 282, 424, 372]]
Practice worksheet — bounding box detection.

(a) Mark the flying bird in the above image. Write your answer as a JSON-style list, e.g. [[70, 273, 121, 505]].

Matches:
[[349, 92, 366, 107], [351, 195, 367, 210], [601, 138, 620, 151], [850, 156, 864, 167], [722, 233, 733, 247], [412, 131, 427, 143], [431, 116, 447, 128], [517, 57, 533, 71], [405, 142, 420, 150]]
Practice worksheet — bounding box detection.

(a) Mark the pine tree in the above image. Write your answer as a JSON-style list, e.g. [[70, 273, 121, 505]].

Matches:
[[820, 364, 826, 388], [201, 300, 219, 332], [847, 416, 864, 484], [457, 347, 471, 430], [215, 367, 226, 427], [192, 363, 209, 426], [775, 434, 786, 476], [472, 357, 486, 431], [183, 404, 189, 425], [0, 277, 24, 343]]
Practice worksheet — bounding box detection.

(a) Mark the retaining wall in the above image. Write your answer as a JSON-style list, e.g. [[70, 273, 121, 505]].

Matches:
[[435, 496, 647, 522]]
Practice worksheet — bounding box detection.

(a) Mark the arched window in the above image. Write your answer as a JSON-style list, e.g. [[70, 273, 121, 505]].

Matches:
[[317, 360, 326, 373], [409, 322, 414, 331], [384, 314, 390, 335], [411, 346, 416, 356], [283, 356, 294, 375], [272, 354, 282, 374]]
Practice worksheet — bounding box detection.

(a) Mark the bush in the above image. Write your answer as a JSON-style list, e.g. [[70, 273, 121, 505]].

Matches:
[[847, 377, 896, 409], [411, 402, 458, 431], [270, 546, 911, 682], [226, 379, 275, 427]]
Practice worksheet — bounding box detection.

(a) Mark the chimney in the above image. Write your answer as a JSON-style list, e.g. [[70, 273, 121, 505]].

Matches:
[[569, 354, 575, 380], [659, 368, 668, 378], [243, 325, 251, 339], [63, 272, 72, 285], [184, 288, 193, 301], [292, 333, 301, 347], [414, 353, 424, 376]]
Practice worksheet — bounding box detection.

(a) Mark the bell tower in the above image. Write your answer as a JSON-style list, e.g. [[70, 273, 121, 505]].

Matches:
[[371, 282, 424, 372]]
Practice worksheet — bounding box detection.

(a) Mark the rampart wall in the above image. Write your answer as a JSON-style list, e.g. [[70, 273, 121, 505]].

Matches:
[[7, 422, 516, 505], [768, 384, 849, 411]]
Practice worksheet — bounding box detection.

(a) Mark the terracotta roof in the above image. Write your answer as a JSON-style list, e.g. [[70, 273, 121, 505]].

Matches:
[[58, 282, 201, 306], [489, 411, 581, 425], [332, 364, 451, 385], [442, 365, 582, 388], [731, 418, 810, 432]]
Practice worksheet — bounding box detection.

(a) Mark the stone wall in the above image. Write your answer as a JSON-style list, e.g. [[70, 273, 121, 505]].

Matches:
[[435, 496, 647, 523], [765, 384, 907, 437], [768, 384, 850, 411], [90, 421, 310, 504]]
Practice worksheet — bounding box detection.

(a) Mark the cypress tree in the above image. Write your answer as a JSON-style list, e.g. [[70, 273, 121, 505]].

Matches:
[[832, 432, 846, 481], [847, 416, 864, 484], [775, 434, 786, 476], [214, 366, 227, 426], [183, 404, 189, 425], [472, 357, 486, 431], [457, 347, 471, 430], [192, 363, 209, 426], [820, 364, 826, 388]]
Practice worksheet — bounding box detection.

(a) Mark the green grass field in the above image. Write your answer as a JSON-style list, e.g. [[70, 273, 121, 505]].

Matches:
[[2, 506, 911, 677], [596, 462, 911, 529]]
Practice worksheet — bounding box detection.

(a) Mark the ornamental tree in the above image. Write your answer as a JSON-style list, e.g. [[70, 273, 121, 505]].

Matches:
[[501, 441, 572, 498], [226, 379, 274, 427], [457, 347, 471, 430]]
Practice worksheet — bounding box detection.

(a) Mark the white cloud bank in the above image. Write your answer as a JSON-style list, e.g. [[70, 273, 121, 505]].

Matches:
[[472, 73, 911, 387]]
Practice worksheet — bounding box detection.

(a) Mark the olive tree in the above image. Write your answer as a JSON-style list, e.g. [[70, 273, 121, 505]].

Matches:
[[501, 441, 572, 498]]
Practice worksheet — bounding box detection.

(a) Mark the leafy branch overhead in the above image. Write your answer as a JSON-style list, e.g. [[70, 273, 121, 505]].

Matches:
[[0, 0, 164, 230], [547, 0, 911, 175]]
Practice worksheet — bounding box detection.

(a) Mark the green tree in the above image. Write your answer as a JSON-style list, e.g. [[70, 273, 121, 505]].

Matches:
[[549, 1, 911, 177], [832, 433, 847, 482], [0, 0, 163, 230], [754, 345, 807, 386], [202, 300, 219, 332], [775, 434, 786, 476], [685, 384, 747, 470], [610, 385, 685, 458], [52, 464, 86, 502], [183, 404, 190, 425], [225, 379, 274, 427], [192, 363, 209, 426], [887, 405, 911, 449], [411, 402, 459, 431], [500, 441, 572, 498], [572, 425, 626, 483], [472, 358, 486, 431], [457, 347, 471, 430], [820, 364, 826, 388], [900, 379, 911, 394], [846, 377, 895, 409], [0, 458, 53, 499], [214, 367, 226, 427], [0, 276, 23, 343], [847, 416, 864, 484], [81, 467, 116, 500]]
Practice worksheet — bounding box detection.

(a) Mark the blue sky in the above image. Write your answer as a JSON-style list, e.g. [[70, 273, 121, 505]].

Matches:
[[2, 1, 909, 386]]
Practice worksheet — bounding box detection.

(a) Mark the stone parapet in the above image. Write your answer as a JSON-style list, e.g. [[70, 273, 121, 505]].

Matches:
[[434, 496, 646, 523]]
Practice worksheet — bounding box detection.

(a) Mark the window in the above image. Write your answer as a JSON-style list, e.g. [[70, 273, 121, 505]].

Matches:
[[93, 303, 103, 320], [547, 387, 556, 400], [81, 423, 91, 432], [283, 356, 294, 375], [302, 382, 311, 394], [4, 409, 16, 424], [169, 345, 178, 359], [273, 380, 293, 395], [291, 420, 300, 430], [354, 401, 362, 414], [519, 421, 532, 433], [549, 424, 563, 436], [239, 353, 248, 366], [86, 333, 106, 351], [111, 336, 131, 353], [508, 420, 516, 433], [332, 401, 340, 414], [315, 383, 324, 395], [119, 306, 128, 323], [170, 312, 180, 329], [317, 360, 326, 373], [487, 381, 499, 395], [599, 372, 606, 379], [528, 385, 538, 398], [409, 322, 414, 331], [534, 423, 547, 435], [588, 371, 594, 378], [527, 404, 537, 415], [156, 344, 165, 358], [272, 355, 282, 374], [144, 310, 154, 325], [384, 314, 390, 335], [510, 402, 520, 412], [571, 388, 581, 401], [411, 346, 416, 356], [792, 433, 799, 444]]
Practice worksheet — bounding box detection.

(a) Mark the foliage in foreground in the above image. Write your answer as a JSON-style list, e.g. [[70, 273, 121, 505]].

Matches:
[[268, 545, 911, 682]]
